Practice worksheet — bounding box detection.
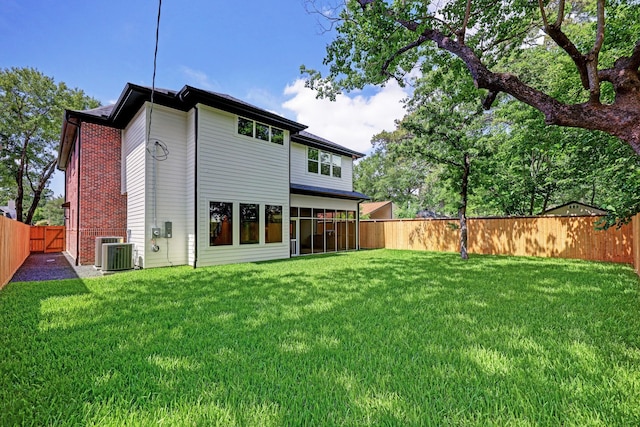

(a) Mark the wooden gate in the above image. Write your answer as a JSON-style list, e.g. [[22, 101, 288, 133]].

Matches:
[[30, 226, 65, 253]]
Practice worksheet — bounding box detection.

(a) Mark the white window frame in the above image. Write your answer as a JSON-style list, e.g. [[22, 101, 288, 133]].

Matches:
[[307, 147, 342, 178], [237, 116, 285, 145]]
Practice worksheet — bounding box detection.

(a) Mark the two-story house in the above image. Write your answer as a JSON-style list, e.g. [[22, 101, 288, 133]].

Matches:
[[57, 83, 368, 268]]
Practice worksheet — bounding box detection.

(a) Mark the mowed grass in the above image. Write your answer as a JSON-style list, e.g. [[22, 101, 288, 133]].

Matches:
[[1, 249, 639, 426]]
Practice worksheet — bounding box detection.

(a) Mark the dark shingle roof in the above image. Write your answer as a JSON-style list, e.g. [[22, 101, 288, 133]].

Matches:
[[290, 183, 369, 201]]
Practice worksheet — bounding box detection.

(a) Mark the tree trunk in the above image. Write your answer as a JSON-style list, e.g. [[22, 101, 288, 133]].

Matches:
[[459, 152, 470, 260], [528, 188, 536, 216], [542, 188, 552, 213], [14, 164, 24, 223], [14, 134, 30, 223], [24, 160, 56, 225]]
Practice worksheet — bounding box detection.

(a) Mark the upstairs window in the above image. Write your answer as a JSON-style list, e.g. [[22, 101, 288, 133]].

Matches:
[[237, 117, 254, 138], [308, 148, 319, 173], [307, 147, 342, 178], [237, 117, 284, 145]]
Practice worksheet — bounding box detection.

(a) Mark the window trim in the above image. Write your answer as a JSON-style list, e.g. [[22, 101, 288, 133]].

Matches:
[[264, 204, 283, 244], [209, 201, 233, 246], [237, 116, 285, 145], [307, 147, 342, 178], [239, 203, 260, 245]]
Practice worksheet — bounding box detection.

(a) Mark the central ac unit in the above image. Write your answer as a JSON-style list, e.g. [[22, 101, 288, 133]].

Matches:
[[101, 243, 134, 272], [95, 236, 124, 267]]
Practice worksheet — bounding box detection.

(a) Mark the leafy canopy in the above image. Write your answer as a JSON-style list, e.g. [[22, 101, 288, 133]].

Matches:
[[0, 67, 99, 223]]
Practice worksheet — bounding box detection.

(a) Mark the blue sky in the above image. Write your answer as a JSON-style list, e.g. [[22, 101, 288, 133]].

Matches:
[[1, 0, 410, 196]]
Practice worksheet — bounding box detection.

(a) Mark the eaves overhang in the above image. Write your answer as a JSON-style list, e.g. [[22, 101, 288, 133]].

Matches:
[[290, 183, 370, 201], [291, 131, 366, 159], [178, 85, 307, 133]]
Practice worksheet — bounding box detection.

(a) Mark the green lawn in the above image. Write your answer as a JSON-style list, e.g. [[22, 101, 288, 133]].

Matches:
[[1, 249, 639, 426]]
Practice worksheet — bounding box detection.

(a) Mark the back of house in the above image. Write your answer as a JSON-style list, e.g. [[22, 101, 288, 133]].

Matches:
[[57, 83, 368, 269]]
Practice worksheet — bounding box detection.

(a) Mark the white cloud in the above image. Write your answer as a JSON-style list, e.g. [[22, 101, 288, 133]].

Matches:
[[180, 66, 219, 91], [282, 79, 408, 155]]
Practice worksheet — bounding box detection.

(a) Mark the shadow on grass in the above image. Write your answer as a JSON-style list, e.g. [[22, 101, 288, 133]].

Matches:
[[1, 250, 639, 425]]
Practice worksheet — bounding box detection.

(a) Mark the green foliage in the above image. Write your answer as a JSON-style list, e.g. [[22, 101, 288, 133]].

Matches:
[[302, 0, 543, 96], [353, 131, 448, 218], [32, 194, 65, 226], [0, 67, 98, 223], [2, 250, 639, 425]]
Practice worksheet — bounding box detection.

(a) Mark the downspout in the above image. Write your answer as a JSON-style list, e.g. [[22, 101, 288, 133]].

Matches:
[[288, 130, 292, 258], [356, 200, 361, 251], [193, 107, 198, 268]]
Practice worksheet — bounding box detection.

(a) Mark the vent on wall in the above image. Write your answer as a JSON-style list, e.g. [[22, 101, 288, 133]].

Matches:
[[102, 243, 134, 272], [95, 236, 124, 267]]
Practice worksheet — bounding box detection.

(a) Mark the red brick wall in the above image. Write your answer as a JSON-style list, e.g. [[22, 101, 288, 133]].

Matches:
[[75, 123, 127, 265]]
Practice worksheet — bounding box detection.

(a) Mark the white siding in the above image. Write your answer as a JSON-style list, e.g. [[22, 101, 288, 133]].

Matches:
[[195, 104, 290, 266], [290, 142, 354, 192], [144, 104, 190, 268], [122, 107, 147, 267]]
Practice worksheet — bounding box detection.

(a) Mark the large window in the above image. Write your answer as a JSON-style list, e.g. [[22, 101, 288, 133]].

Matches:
[[240, 203, 259, 244], [307, 148, 341, 178], [265, 205, 283, 243], [210, 202, 233, 246], [237, 117, 284, 145]]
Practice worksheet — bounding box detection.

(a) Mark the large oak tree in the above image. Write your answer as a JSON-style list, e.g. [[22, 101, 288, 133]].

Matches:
[[303, 0, 640, 155], [0, 67, 98, 223]]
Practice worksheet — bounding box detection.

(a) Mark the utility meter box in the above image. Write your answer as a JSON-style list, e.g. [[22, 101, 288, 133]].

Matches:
[[164, 221, 172, 238]]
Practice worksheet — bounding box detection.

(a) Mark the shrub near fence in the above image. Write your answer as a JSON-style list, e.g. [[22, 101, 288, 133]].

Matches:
[[0, 216, 31, 288], [360, 215, 638, 269]]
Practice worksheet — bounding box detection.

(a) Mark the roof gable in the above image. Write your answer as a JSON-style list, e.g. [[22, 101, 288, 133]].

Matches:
[[361, 201, 392, 216], [540, 201, 608, 216]]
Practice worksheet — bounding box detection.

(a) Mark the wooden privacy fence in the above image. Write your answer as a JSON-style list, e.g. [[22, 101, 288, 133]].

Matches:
[[30, 226, 65, 253], [0, 217, 31, 288], [360, 215, 638, 268]]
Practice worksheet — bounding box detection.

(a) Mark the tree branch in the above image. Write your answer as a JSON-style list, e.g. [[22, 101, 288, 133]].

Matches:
[[457, 0, 472, 44], [554, 0, 565, 28], [381, 36, 428, 81], [538, 0, 549, 28], [591, 0, 606, 58], [537, 0, 591, 90], [482, 90, 498, 109], [584, 0, 605, 103]]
